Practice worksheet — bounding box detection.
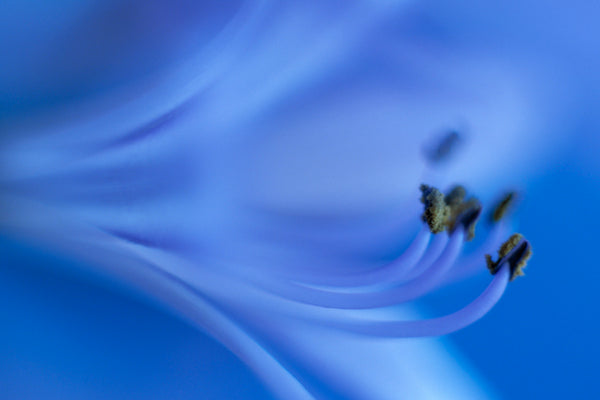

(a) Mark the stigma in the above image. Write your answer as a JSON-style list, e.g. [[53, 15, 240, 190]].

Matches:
[[486, 233, 532, 281]]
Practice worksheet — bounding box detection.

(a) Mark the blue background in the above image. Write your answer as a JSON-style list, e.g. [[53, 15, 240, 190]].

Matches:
[[435, 158, 600, 399]]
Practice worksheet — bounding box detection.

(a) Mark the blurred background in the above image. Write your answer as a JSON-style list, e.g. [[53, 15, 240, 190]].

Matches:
[[1, 1, 599, 399]]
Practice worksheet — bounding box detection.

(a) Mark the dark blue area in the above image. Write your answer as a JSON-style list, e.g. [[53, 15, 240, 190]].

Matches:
[[0, 240, 274, 400], [427, 158, 600, 399]]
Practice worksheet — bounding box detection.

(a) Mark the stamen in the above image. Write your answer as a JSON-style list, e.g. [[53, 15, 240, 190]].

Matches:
[[486, 233, 532, 281], [490, 191, 517, 223], [196, 181, 525, 342]]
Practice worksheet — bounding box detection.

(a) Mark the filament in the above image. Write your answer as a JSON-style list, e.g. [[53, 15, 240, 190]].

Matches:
[[399, 231, 448, 281], [289, 224, 432, 288], [320, 261, 510, 337], [229, 229, 464, 310]]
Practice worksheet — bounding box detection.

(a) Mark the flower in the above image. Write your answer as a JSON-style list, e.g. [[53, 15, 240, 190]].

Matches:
[[0, 1, 565, 399]]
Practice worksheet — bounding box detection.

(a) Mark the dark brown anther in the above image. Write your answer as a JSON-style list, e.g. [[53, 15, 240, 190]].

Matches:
[[444, 185, 481, 241], [486, 233, 532, 281], [444, 185, 467, 208], [452, 199, 482, 241], [420, 183, 482, 240], [490, 191, 517, 223]]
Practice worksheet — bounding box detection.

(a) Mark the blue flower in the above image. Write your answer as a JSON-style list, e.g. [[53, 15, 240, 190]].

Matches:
[[0, 1, 568, 399]]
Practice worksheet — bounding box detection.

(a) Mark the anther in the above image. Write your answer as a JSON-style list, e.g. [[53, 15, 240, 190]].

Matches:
[[485, 233, 532, 281], [451, 198, 482, 241], [490, 191, 517, 223], [420, 184, 449, 233], [444, 185, 467, 208], [443, 185, 481, 241], [420, 184, 482, 239]]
